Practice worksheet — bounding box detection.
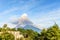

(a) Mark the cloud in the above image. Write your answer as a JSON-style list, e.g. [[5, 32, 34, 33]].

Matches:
[[9, 15, 19, 25], [34, 9, 60, 29], [8, 13, 48, 29], [0, 22, 16, 28], [8, 8, 60, 29], [36, 8, 60, 22], [8, 13, 33, 28], [0, 7, 18, 17], [21, 13, 28, 18]]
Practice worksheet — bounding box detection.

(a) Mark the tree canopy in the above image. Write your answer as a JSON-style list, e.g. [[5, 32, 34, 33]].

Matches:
[[0, 23, 60, 40]]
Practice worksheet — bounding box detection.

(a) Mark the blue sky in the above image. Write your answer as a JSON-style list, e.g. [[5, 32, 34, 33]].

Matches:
[[0, 0, 60, 29]]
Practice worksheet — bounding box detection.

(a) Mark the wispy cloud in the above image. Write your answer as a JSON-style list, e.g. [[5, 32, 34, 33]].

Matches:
[[0, 0, 60, 29], [34, 9, 60, 29], [0, 7, 18, 17]]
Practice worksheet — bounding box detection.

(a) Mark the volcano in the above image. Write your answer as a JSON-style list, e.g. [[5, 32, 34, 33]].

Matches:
[[12, 14, 41, 32]]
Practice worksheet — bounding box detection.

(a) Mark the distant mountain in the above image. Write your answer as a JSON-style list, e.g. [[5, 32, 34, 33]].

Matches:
[[13, 14, 41, 32], [24, 25, 41, 32]]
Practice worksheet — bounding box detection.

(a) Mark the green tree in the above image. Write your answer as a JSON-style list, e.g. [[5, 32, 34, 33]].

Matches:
[[40, 23, 60, 40], [23, 29, 39, 40], [17, 28, 26, 34], [11, 28, 16, 31], [0, 32, 15, 40], [1, 24, 10, 32], [17, 28, 39, 40], [46, 23, 60, 40], [40, 29, 47, 40]]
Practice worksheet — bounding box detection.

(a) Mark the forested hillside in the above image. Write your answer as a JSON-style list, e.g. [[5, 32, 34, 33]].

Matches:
[[0, 23, 60, 40]]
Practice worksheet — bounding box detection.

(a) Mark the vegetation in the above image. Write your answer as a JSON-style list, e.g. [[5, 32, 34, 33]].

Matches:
[[0, 23, 60, 40], [39, 23, 60, 40], [0, 32, 15, 40]]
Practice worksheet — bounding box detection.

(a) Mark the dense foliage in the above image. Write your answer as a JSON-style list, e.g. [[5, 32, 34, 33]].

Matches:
[[0, 23, 60, 40], [39, 23, 60, 40], [0, 32, 15, 40]]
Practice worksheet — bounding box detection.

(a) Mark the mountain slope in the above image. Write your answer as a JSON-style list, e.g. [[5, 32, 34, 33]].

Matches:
[[13, 14, 41, 32], [24, 25, 41, 32]]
